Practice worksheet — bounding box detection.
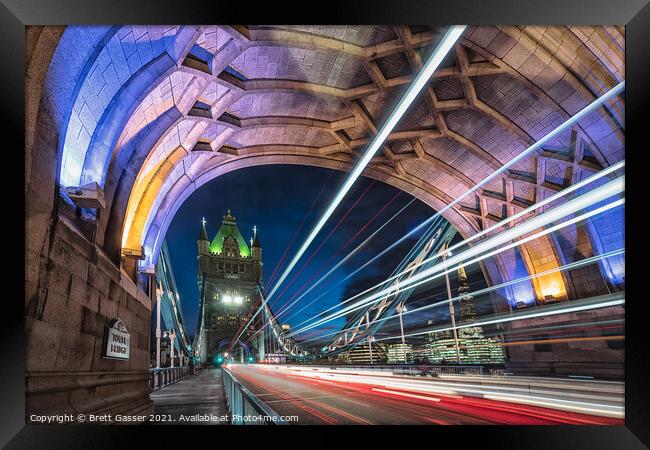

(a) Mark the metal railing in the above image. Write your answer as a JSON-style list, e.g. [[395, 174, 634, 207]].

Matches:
[[149, 366, 191, 391], [221, 367, 287, 425]]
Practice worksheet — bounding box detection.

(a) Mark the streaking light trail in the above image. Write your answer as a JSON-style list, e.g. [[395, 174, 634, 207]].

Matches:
[[262, 83, 624, 340], [278, 198, 419, 323], [285, 161, 624, 332], [287, 180, 624, 338], [293, 198, 624, 339], [233, 25, 468, 345], [297, 248, 624, 345], [378, 292, 624, 343], [247, 195, 413, 345]]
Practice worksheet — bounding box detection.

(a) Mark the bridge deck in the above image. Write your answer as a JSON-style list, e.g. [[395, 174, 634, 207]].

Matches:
[[150, 368, 228, 425]]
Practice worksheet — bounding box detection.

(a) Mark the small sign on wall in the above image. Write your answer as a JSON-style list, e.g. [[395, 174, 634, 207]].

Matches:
[[102, 318, 130, 360]]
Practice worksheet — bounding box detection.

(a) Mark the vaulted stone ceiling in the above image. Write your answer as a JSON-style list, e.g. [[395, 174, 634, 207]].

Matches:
[[35, 25, 624, 297]]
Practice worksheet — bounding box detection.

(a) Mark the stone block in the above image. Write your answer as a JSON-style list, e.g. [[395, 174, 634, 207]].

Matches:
[[25, 318, 62, 372], [53, 329, 95, 372], [41, 288, 72, 328], [54, 217, 95, 261], [98, 294, 118, 320], [98, 381, 125, 405], [108, 279, 127, 305], [117, 303, 133, 331], [88, 264, 110, 295], [26, 390, 73, 417], [80, 305, 105, 338], [86, 286, 100, 313], [46, 260, 73, 297], [69, 273, 91, 306], [69, 386, 106, 414], [49, 238, 90, 279]]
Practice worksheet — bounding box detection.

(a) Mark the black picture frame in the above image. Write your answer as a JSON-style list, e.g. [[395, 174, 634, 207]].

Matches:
[[7, 0, 649, 447]]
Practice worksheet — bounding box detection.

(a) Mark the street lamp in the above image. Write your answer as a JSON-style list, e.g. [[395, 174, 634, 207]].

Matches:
[[166, 329, 177, 368], [368, 335, 375, 365], [442, 244, 461, 364], [155, 286, 163, 369], [396, 302, 408, 364]]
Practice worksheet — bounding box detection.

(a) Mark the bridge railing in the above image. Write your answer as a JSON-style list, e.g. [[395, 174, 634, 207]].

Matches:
[[149, 366, 191, 391], [221, 367, 287, 425]]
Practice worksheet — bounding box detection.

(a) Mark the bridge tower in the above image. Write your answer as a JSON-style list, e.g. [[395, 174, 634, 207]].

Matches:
[[196, 210, 263, 364]]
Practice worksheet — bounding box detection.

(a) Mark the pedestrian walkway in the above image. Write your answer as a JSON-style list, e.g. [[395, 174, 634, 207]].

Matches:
[[150, 368, 229, 425]]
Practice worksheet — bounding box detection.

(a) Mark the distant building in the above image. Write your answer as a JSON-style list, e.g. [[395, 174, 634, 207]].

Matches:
[[194, 210, 263, 364], [346, 342, 387, 364], [419, 266, 504, 364], [386, 343, 414, 364]]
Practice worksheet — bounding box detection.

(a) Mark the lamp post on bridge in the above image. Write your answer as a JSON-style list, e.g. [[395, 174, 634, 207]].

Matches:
[[167, 329, 177, 368], [396, 301, 408, 364], [442, 243, 461, 364], [368, 335, 375, 365], [155, 286, 163, 369]]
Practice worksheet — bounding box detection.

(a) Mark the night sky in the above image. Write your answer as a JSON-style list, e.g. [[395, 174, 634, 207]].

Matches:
[[164, 164, 490, 346]]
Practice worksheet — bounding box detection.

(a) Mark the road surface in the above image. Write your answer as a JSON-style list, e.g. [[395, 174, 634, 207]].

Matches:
[[227, 364, 624, 425]]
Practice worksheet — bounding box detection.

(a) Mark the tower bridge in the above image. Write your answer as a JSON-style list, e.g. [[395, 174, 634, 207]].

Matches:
[[24, 24, 627, 426]]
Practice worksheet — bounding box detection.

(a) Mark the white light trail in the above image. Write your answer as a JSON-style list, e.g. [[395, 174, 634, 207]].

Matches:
[[287, 180, 624, 337], [243, 199, 419, 349], [276, 199, 418, 322], [233, 26, 467, 344], [286, 82, 625, 329], [371, 388, 441, 402], [285, 161, 624, 331], [244, 365, 624, 418], [297, 198, 624, 338], [380, 292, 624, 342], [297, 248, 624, 345], [432, 81, 624, 222]]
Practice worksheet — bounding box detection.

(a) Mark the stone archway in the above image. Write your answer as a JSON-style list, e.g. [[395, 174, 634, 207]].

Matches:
[[25, 24, 626, 417]]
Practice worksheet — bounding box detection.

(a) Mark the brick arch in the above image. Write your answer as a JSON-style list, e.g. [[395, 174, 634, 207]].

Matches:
[[137, 153, 511, 307], [32, 25, 625, 310], [24, 23, 627, 419]]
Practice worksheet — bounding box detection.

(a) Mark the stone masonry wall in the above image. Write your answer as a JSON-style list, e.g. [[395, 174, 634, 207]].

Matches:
[[25, 26, 154, 421], [25, 213, 154, 418]]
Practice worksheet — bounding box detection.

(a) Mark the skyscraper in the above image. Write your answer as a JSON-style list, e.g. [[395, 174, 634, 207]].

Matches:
[[419, 266, 505, 365], [194, 210, 262, 364]]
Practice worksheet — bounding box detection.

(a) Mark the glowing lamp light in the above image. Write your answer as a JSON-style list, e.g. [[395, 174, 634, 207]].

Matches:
[[234, 296, 243, 305], [542, 285, 561, 298], [223, 295, 232, 304]]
